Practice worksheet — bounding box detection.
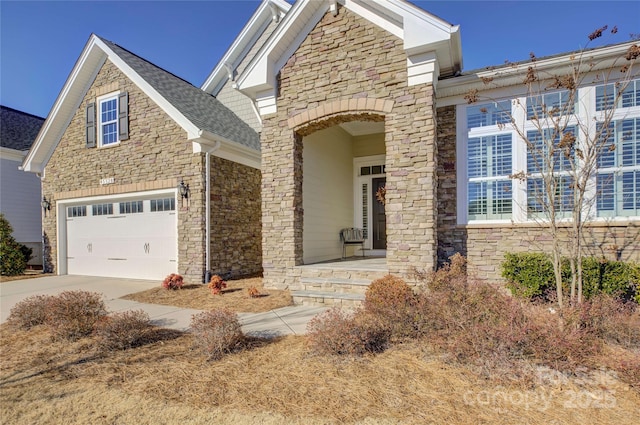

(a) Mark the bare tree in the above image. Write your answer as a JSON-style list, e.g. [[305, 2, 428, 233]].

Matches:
[[467, 29, 639, 309]]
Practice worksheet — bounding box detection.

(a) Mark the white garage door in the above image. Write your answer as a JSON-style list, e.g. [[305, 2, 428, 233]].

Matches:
[[65, 194, 177, 280]]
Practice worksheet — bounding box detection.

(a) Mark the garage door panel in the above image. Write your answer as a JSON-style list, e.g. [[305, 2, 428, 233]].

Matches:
[[65, 195, 177, 280]]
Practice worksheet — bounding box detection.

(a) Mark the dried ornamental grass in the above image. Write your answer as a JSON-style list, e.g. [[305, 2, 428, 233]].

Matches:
[[6, 294, 53, 330], [46, 290, 107, 341], [162, 273, 184, 290], [190, 309, 244, 360], [306, 308, 390, 356], [94, 310, 152, 351], [208, 275, 227, 295]]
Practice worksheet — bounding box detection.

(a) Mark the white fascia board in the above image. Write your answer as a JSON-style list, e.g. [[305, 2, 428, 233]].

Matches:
[[200, 0, 291, 95], [94, 38, 202, 139], [190, 130, 260, 169], [237, 0, 325, 100], [437, 41, 639, 102], [1, 147, 27, 162], [22, 37, 106, 174]]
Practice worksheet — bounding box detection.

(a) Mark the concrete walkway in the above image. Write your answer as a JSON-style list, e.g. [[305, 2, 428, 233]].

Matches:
[[0, 275, 327, 337]]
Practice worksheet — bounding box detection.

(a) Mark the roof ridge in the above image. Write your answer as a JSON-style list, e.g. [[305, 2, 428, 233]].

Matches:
[[94, 35, 208, 95], [0, 105, 45, 120]]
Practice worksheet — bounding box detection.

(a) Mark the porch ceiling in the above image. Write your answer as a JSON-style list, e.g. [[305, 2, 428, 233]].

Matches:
[[339, 121, 384, 136]]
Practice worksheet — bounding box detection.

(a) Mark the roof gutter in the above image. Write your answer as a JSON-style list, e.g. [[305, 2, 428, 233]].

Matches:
[[202, 140, 221, 283]]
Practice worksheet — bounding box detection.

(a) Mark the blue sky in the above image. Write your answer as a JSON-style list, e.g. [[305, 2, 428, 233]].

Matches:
[[1, 0, 638, 118]]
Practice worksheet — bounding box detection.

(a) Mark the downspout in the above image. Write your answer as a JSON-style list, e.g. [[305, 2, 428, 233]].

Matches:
[[203, 141, 221, 283]]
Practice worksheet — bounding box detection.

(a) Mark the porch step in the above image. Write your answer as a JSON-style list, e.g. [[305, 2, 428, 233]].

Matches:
[[292, 290, 365, 308]]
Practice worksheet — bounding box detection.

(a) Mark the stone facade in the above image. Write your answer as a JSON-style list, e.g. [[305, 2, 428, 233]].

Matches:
[[209, 155, 262, 277], [42, 59, 262, 283], [435, 105, 640, 282], [260, 6, 438, 289]]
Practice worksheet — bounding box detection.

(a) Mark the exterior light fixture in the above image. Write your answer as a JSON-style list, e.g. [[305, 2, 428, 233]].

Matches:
[[178, 180, 190, 207], [41, 196, 51, 217]]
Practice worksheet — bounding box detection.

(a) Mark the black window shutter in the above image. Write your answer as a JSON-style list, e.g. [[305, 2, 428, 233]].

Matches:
[[86, 102, 96, 148], [118, 92, 129, 140]]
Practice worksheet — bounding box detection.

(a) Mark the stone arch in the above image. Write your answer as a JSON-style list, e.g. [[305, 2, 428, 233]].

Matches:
[[287, 98, 394, 135]]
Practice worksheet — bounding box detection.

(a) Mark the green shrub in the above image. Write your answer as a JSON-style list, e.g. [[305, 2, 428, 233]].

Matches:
[[501, 252, 557, 299], [46, 291, 107, 340], [0, 213, 27, 276], [94, 310, 152, 351], [306, 308, 390, 356], [190, 309, 244, 360], [6, 295, 53, 330], [501, 252, 638, 302]]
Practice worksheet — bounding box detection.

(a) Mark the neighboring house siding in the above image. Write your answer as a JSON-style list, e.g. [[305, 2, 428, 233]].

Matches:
[[0, 155, 42, 265], [209, 155, 262, 277], [42, 60, 206, 283], [215, 19, 280, 133], [261, 7, 438, 289], [302, 126, 354, 263]]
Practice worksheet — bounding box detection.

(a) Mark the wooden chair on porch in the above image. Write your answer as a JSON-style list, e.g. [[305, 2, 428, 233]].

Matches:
[[340, 228, 365, 259]]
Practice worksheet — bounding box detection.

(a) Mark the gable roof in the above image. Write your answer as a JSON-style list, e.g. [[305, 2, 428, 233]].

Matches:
[[236, 0, 462, 102], [0, 106, 45, 151], [201, 0, 291, 95], [22, 34, 260, 173]]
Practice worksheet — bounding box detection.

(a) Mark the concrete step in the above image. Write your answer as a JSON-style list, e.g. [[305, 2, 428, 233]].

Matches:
[[292, 290, 365, 308]]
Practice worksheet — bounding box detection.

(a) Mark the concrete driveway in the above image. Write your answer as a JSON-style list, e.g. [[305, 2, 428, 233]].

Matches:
[[0, 275, 326, 336]]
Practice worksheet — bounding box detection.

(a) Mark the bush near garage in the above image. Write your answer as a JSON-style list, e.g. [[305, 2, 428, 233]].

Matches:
[[0, 213, 27, 276], [46, 290, 108, 341]]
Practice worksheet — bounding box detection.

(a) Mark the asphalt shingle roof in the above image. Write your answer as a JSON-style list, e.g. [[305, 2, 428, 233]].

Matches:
[[97, 36, 260, 151], [0, 106, 45, 151]]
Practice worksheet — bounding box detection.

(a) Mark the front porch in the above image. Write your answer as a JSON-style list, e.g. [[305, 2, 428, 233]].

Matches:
[[291, 256, 389, 307]]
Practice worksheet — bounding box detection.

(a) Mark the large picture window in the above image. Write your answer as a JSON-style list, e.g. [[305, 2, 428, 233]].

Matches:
[[596, 118, 640, 217], [467, 134, 513, 220], [459, 79, 640, 223]]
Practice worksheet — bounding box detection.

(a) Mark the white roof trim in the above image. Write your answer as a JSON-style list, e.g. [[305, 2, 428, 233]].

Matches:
[[192, 130, 261, 169], [437, 41, 639, 102], [1, 146, 27, 162], [236, 0, 462, 100], [22, 34, 257, 174], [200, 0, 291, 95]]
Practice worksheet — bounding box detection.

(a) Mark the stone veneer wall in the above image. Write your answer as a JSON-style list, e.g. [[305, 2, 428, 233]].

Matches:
[[209, 155, 262, 277], [260, 6, 438, 289], [436, 105, 466, 264], [43, 60, 206, 283], [435, 105, 640, 282]]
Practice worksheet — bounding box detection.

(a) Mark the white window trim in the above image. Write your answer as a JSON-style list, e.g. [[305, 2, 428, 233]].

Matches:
[[457, 81, 640, 225], [97, 91, 121, 148]]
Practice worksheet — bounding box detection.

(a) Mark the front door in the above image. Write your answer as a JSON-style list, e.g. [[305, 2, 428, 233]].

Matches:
[[372, 177, 386, 249]]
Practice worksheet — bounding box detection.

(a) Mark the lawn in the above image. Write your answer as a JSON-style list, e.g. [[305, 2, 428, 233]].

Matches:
[[2, 270, 639, 424], [2, 324, 639, 425]]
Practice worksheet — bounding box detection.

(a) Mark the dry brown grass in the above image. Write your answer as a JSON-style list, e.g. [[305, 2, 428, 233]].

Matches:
[[121, 276, 292, 313], [2, 324, 639, 424], [0, 272, 53, 283]]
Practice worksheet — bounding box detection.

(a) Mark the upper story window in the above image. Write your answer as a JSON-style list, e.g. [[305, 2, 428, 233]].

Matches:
[[99, 95, 119, 146], [86, 92, 128, 149]]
